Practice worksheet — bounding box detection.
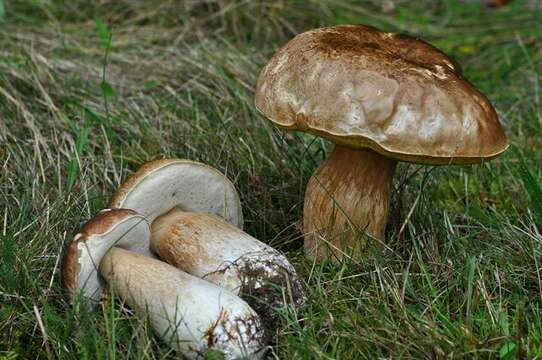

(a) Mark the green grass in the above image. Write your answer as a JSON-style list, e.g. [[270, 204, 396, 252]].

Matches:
[[1, 0, 542, 358]]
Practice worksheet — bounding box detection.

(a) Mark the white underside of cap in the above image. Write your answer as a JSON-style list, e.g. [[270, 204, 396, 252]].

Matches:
[[111, 160, 243, 228], [75, 216, 152, 302]]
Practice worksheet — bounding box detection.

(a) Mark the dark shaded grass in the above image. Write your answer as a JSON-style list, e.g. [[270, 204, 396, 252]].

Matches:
[[1, 0, 542, 358]]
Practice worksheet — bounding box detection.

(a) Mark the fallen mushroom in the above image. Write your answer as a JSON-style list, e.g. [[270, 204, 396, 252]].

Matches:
[[108, 158, 243, 227], [151, 208, 305, 328], [63, 209, 267, 359], [108, 159, 305, 325], [62, 208, 153, 302], [255, 24, 508, 261], [100, 248, 267, 359]]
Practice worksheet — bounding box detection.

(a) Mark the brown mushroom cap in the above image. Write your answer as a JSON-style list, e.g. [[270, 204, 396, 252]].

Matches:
[[255, 25, 508, 165]]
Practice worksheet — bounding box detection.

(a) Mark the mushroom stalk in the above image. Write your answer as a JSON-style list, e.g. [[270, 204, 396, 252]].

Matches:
[[303, 146, 397, 260], [150, 208, 305, 328], [99, 247, 266, 360]]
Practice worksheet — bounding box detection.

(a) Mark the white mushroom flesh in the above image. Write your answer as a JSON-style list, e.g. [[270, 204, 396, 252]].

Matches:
[[99, 248, 267, 360]]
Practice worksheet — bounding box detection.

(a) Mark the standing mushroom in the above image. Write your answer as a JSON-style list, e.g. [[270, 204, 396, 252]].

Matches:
[[62, 209, 267, 359], [255, 25, 508, 261], [109, 159, 305, 325]]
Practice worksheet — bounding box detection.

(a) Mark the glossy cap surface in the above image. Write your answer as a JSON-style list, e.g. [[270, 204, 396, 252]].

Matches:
[[255, 25, 508, 164]]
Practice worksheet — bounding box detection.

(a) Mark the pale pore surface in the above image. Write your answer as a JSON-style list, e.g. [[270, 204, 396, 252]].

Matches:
[[255, 25, 508, 164], [100, 248, 266, 360], [109, 159, 243, 227], [71, 213, 152, 301]]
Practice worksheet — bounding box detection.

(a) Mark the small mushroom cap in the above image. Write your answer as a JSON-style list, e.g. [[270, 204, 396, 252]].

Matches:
[[62, 209, 152, 301], [109, 158, 243, 227], [255, 25, 508, 165]]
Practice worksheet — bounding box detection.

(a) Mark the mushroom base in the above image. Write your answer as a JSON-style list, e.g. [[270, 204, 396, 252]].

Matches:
[[303, 146, 397, 261]]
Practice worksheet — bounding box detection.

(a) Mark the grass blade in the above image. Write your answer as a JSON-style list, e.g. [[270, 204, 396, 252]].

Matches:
[[95, 17, 111, 48], [466, 256, 476, 325], [0, 0, 5, 20], [518, 164, 542, 226]]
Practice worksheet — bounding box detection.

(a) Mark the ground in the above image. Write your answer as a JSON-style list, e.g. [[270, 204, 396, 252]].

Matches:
[[1, 1, 542, 359]]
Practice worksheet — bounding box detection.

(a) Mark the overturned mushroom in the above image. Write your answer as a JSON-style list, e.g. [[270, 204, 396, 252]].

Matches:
[[255, 25, 508, 261], [109, 159, 305, 325], [62, 208, 153, 302], [101, 248, 267, 359], [63, 209, 267, 359], [151, 208, 305, 328], [109, 158, 243, 227]]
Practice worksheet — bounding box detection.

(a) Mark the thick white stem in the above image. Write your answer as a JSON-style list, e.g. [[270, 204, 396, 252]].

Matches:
[[150, 209, 305, 328], [99, 247, 266, 360]]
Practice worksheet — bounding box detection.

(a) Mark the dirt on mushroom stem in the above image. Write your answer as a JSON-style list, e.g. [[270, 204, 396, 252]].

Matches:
[[234, 257, 305, 334], [204, 308, 267, 354], [197, 252, 305, 335]]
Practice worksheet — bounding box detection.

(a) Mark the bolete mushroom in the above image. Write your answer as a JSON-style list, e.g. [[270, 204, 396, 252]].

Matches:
[[108, 159, 305, 325], [62, 208, 153, 302], [151, 208, 305, 328], [108, 158, 243, 227], [63, 209, 267, 359], [100, 248, 267, 359], [255, 25, 508, 261]]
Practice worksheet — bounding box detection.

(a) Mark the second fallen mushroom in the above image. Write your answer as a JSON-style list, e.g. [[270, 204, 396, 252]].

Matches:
[[108, 158, 305, 326]]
